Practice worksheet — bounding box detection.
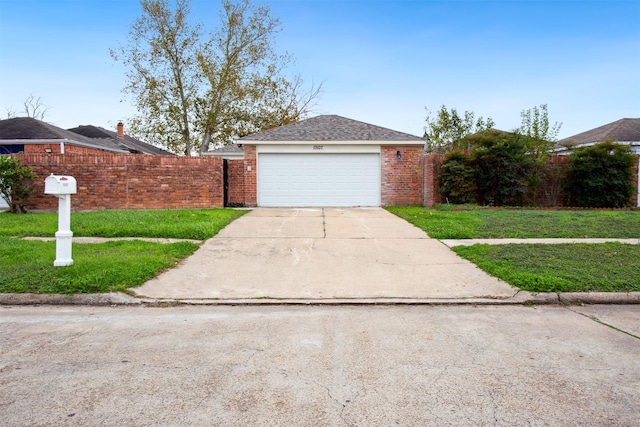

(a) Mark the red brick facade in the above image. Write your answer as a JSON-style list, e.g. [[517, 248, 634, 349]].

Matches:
[[381, 145, 424, 206], [225, 146, 257, 207], [12, 148, 639, 211], [19, 153, 223, 211]]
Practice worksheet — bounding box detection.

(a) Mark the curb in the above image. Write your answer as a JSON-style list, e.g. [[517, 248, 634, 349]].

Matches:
[[1, 291, 638, 306]]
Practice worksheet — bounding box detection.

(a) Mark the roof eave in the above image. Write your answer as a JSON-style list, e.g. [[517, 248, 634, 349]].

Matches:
[[0, 138, 130, 154], [240, 139, 425, 145], [202, 152, 245, 158]]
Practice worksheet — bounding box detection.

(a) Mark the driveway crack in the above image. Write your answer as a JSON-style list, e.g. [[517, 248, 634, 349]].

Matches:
[[322, 208, 327, 238]]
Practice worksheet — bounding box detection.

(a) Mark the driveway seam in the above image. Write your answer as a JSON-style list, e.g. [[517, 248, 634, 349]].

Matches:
[[322, 207, 327, 238], [566, 307, 640, 339]]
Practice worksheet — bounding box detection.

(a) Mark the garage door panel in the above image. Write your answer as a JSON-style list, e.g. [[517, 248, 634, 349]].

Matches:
[[258, 153, 380, 207]]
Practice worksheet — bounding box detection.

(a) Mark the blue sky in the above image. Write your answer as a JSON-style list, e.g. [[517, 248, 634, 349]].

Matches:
[[1, 0, 638, 140]]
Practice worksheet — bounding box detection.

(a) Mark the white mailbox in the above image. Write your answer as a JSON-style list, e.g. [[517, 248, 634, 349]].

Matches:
[[45, 174, 77, 195], [44, 174, 77, 267]]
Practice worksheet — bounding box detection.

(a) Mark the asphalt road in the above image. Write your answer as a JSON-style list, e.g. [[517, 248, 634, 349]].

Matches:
[[1, 305, 639, 426]]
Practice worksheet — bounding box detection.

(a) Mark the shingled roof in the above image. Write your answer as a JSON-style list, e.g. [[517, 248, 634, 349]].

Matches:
[[0, 117, 129, 153], [238, 115, 424, 142], [69, 125, 172, 155], [558, 118, 640, 146]]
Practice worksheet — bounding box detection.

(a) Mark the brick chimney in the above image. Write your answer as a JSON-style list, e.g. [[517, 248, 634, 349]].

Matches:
[[116, 121, 125, 140]]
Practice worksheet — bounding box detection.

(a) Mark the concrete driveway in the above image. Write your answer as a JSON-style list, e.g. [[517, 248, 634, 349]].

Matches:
[[134, 208, 516, 301]]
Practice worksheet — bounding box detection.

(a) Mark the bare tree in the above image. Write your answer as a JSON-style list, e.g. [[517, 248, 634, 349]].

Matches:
[[5, 94, 50, 120]]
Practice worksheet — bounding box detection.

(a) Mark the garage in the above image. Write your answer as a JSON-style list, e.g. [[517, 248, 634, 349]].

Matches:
[[258, 150, 380, 207], [231, 114, 425, 207]]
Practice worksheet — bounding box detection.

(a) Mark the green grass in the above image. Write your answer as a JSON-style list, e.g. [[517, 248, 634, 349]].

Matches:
[[0, 208, 248, 240], [0, 208, 248, 293], [386, 205, 640, 239], [453, 243, 640, 293], [0, 237, 199, 293]]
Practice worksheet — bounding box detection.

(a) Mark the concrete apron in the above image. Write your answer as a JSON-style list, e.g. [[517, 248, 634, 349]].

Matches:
[[134, 208, 518, 302]]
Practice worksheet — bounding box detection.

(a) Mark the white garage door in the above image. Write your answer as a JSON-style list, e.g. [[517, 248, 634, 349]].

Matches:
[[258, 153, 380, 207]]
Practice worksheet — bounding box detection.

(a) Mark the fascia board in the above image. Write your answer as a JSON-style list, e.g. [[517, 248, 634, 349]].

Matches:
[[0, 138, 129, 154], [242, 139, 425, 146]]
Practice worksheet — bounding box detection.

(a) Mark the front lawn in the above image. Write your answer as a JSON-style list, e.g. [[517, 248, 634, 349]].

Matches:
[[387, 205, 640, 239], [0, 208, 247, 240], [0, 208, 248, 294], [0, 237, 199, 294], [454, 243, 640, 293], [388, 205, 639, 292]]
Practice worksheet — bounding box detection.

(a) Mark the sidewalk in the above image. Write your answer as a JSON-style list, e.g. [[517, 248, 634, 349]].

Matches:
[[442, 238, 639, 247]]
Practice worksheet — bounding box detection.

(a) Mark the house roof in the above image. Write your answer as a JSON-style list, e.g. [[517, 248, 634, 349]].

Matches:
[[238, 115, 424, 143], [209, 143, 244, 153], [0, 117, 129, 153], [557, 118, 640, 146], [69, 125, 172, 155], [0, 117, 172, 155]]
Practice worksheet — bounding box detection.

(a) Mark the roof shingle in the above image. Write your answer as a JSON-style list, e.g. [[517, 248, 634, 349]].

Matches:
[[69, 125, 172, 155], [238, 115, 424, 142], [558, 118, 640, 146]]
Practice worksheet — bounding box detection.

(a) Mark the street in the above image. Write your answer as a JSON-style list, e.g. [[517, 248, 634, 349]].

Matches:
[[1, 304, 639, 426]]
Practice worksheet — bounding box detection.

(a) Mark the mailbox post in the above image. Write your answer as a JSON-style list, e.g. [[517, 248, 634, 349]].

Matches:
[[44, 174, 77, 267]]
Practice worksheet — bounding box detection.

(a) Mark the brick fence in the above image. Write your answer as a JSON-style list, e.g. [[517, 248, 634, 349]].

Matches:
[[226, 146, 257, 207], [381, 145, 424, 206], [424, 153, 639, 207], [19, 153, 223, 211], [12, 150, 639, 211]]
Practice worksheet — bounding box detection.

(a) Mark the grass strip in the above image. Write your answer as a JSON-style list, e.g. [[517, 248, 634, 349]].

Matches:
[[0, 237, 199, 294], [387, 206, 640, 239], [0, 208, 248, 240], [453, 242, 640, 293]]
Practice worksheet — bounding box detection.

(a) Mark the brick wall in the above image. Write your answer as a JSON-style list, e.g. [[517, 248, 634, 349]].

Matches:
[[24, 144, 110, 155], [226, 155, 257, 207], [423, 153, 444, 207], [424, 154, 640, 208], [381, 145, 424, 206], [527, 155, 570, 207], [18, 153, 223, 211], [242, 145, 257, 206]]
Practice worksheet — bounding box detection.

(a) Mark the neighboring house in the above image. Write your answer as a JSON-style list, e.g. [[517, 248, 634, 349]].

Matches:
[[206, 114, 426, 207], [0, 117, 172, 210], [69, 123, 172, 155], [0, 117, 171, 155], [555, 118, 640, 155], [205, 143, 245, 159]]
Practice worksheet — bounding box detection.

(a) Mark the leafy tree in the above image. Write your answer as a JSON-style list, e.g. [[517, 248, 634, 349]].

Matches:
[[566, 141, 636, 208], [516, 104, 562, 159], [515, 104, 563, 204], [424, 105, 494, 153], [0, 156, 36, 214], [111, 0, 321, 155]]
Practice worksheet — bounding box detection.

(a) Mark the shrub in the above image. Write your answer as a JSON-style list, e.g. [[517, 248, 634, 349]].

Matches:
[[439, 150, 476, 204], [566, 141, 636, 207], [472, 133, 532, 206], [0, 155, 36, 214]]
